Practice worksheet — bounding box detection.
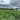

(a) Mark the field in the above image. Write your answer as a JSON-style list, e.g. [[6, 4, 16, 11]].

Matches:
[[0, 10, 20, 20]]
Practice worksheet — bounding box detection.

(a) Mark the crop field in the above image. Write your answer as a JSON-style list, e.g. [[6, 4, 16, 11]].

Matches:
[[0, 10, 20, 20]]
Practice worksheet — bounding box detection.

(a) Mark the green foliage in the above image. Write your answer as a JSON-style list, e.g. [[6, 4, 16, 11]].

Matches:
[[0, 10, 20, 20]]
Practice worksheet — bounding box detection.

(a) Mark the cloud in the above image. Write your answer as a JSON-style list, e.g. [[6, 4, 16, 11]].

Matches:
[[0, 0, 10, 4]]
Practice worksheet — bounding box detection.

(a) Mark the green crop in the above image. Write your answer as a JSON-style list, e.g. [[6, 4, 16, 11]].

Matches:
[[0, 10, 20, 20]]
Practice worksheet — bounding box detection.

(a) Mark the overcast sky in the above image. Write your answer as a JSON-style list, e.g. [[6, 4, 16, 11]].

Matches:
[[0, 0, 20, 7], [0, 0, 19, 4]]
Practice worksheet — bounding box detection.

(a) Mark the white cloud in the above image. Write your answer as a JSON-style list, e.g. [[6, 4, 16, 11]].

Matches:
[[1, 0, 10, 4]]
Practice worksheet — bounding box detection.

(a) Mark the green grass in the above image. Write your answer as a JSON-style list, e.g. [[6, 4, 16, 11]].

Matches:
[[0, 10, 20, 20]]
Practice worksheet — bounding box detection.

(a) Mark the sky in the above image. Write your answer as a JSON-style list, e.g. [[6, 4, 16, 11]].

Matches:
[[0, 0, 19, 4], [0, 0, 20, 8], [0, 0, 10, 4]]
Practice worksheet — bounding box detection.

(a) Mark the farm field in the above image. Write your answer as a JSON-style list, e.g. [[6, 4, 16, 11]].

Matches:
[[0, 10, 20, 20]]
